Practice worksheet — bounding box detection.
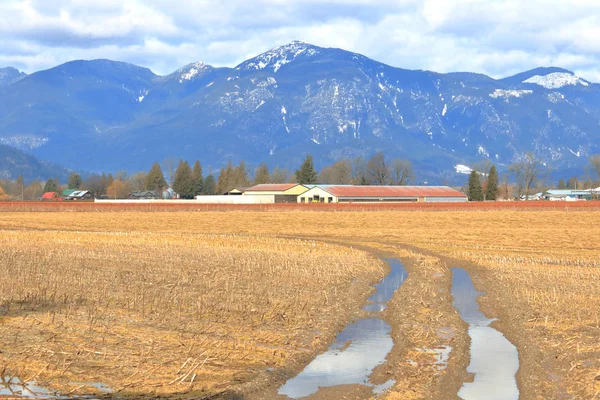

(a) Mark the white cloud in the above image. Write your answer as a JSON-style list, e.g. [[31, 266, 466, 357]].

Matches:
[[0, 0, 599, 82]]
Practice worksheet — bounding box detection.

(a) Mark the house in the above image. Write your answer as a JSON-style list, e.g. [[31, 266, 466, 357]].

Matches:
[[244, 183, 309, 203], [65, 190, 93, 201], [41, 192, 59, 200], [297, 185, 468, 203], [128, 190, 161, 200]]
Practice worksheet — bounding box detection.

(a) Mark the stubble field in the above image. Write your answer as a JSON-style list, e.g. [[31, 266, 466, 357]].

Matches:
[[1, 208, 599, 399]]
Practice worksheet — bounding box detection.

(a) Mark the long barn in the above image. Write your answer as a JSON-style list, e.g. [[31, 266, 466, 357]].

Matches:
[[297, 185, 467, 203]]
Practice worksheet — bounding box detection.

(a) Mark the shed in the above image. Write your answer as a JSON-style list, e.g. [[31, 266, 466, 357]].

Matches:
[[41, 192, 58, 200], [542, 190, 591, 201], [298, 185, 468, 203]]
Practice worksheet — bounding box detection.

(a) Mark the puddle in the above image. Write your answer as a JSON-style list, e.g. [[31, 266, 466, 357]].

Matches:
[[451, 268, 519, 400], [1, 376, 112, 399], [278, 259, 408, 399], [363, 259, 408, 312], [0, 377, 68, 399], [418, 345, 452, 371]]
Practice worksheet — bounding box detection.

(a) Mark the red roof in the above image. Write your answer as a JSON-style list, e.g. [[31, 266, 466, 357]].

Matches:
[[42, 192, 57, 199], [317, 186, 466, 198], [246, 183, 300, 192]]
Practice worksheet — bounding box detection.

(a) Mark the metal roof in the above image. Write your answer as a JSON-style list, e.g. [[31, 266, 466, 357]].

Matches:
[[69, 190, 90, 198], [544, 190, 590, 195], [42, 192, 56, 198], [311, 185, 467, 198], [246, 183, 300, 191]]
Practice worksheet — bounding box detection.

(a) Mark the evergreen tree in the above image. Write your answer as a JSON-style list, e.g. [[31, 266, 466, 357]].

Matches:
[[216, 161, 235, 194], [43, 178, 57, 193], [192, 160, 204, 196], [172, 159, 195, 199], [145, 162, 167, 192], [203, 174, 216, 195], [233, 161, 250, 187], [254, 163, 271, 185], [468, 170, 483, 201], [68, 172, 83, 189], [295, 154, 317, 184], [485, 165, 499, 200]]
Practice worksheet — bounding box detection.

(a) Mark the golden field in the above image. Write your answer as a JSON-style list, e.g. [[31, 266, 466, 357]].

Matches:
[[1, 209, 599, 399]]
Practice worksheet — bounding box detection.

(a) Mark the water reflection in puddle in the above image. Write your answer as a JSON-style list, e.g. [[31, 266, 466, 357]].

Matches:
[[0, 377, 67, 399], [0, 376, 112, 399], [278, 259, 407, 399], [363, 259, 408, 312], [451, 268, 519, 400]]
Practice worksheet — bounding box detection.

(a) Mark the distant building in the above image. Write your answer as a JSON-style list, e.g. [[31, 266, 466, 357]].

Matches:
[[297, 185, 468, 203], [128, 190, 161, 200], [65, 190, 93, 201], [41, 192, 59, 200], [244, 183, 309, 203], [223, 187, 250, 195], [62, 189, 76, 197], [542, 190, 591, 201]]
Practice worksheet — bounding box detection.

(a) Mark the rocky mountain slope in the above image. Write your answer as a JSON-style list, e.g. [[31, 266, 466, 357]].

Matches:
[[1, 41, 598, 182]]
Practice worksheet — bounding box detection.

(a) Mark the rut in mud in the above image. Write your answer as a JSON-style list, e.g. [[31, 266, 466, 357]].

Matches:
[[278, 259, 407, 399], [451, 268, 520, 400]]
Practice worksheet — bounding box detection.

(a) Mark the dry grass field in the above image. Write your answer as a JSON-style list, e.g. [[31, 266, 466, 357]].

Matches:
[[1, 209, 599, 399], [0, 229, 383, 397]]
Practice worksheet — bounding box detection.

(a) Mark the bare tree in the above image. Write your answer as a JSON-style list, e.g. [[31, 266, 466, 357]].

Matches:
[[351, 156, 368, 185], [390, 159, 414, 185], [319, 159, 352, 184], [129, 171, 148, 191], [367, 152, 390, 185], [509, 152, 544, 200], [163, 157, 177, 186], [587, 154, 600, 185]]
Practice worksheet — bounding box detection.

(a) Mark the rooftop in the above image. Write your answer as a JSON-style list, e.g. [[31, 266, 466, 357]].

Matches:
[[310, 185, 467, 198]]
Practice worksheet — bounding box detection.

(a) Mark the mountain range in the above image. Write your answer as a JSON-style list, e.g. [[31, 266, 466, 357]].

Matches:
[[1, 41, 599, 183]]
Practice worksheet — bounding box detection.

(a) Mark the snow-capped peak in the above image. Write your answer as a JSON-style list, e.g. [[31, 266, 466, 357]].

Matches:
[[523, 72, 589, 89], [236, 40, 319, 73], [177, 62, 211, 83]]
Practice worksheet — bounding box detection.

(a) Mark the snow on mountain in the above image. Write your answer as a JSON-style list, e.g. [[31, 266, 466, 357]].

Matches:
[[236, 40, 319, 73], [455, 164, 473, 174], [489, 89, 533, 99], [178, 62, 211, 82], [523, 72, 589, 89]]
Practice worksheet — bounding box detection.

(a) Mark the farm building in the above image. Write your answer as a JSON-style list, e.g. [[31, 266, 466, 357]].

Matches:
[[542, 190, 592, 201], [62, 189, 76, 197], [41, 192, 59, 200], [129, 191, 161, 200], [244, 184, 309, 203], [297, 185, 468, 203], [65, 190, 93, 201]]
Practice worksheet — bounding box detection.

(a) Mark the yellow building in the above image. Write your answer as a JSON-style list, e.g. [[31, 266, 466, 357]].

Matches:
[[244, 184, 309, 203]]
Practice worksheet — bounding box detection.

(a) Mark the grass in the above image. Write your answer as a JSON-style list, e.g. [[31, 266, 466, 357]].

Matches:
[[1, 209, 599, 398], [0, 230, 383, 397]]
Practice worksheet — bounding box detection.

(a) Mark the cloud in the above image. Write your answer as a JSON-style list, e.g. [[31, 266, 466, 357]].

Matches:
[[0, 0, 599, 82]]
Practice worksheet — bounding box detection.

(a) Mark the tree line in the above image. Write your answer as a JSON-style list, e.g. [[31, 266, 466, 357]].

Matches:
[[2, 152, 599, 201]]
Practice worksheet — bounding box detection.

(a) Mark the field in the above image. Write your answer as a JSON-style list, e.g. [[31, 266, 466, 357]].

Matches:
[[1, 208, 600, 399]]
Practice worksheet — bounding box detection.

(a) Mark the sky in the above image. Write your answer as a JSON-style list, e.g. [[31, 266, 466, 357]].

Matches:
[[2, 0, 600, 81]]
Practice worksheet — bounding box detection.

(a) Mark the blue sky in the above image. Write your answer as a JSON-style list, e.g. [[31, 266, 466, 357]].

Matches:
[[2, 0, 600, 81]]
